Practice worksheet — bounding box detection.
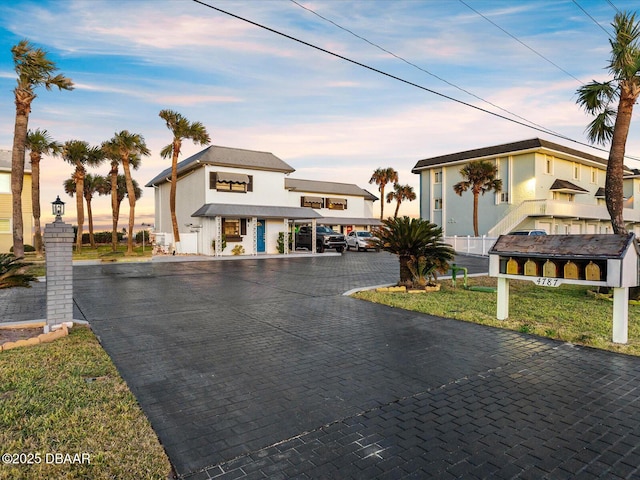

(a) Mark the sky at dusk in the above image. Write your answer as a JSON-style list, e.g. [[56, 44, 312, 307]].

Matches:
[[1, 0, 639, 230]]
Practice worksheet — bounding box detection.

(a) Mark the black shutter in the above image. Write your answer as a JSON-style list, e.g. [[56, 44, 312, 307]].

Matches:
[[209, 172, 217, 189], [247, 175, 253, 192], [240, 219, 247, 235]]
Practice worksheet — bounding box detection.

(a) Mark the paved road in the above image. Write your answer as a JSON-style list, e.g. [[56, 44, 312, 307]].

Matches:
[[6, 252, 640, 479]]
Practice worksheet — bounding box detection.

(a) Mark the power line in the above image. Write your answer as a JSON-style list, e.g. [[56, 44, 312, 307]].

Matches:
[[458, 0, 585, 85], [289, 0, 568, 143], [572, 0, 613, 38], [191, 0, 636, 161], [606, 0, 620, 13]]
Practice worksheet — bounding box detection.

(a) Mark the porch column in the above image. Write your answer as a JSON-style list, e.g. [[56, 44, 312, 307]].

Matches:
[[311, 218, 317, 254], [215, 216, 222, 256], [252, 217, 258, 255], [284, 219, 290, 254]]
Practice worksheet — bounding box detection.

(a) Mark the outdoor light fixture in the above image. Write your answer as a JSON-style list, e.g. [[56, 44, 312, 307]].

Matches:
[[51, 196, 65, 220]]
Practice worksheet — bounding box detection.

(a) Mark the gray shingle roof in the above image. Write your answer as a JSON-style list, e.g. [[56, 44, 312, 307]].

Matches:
[[411, 138, 619, 173], [192, 203, 321, 219], [285, 178, 378, 200], [146, 145, 295, 187], [549, 179, 588, 193]]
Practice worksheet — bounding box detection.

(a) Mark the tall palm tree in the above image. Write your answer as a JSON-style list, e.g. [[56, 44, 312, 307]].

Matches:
[[99, 150, 125, 252], [159, 109, 211, 251], [369, 167, 398, 220], [386, 183, 417, 218], [25, 129, 61, 257], [61, 140, 104, 252], [453, 160, 502, 237], [97, 174, 142, 236], [373, 216, 454, 285], [10, 39, 73, 258], [576, 11, 640, 235], [103, 131, 149, 255], [64, 174, 107, 248]]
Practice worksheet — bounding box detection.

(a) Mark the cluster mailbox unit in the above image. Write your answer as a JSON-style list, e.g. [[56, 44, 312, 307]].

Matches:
[[488, 234, 639, 344]]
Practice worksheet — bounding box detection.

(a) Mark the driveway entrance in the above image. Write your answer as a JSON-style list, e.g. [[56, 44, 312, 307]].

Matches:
[[72, 254, 640, 479]]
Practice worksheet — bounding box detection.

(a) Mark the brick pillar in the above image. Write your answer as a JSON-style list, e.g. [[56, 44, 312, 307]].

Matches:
[[44, 218, 75, 331]]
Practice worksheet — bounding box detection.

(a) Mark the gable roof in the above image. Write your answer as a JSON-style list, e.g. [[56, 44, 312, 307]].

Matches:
[[285, 178, 378, 201], [411, 138, 626, 173], [549, 179, 588, 193], [146, 145, 295, 187]]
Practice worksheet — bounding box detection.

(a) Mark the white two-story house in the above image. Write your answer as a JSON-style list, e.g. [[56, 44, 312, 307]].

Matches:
[[412, 138, 640, 237], [146, 145, 379, 255]]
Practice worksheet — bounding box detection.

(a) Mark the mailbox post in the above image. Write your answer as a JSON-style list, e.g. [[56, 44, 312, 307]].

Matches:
[[489, 234, 639, 344]]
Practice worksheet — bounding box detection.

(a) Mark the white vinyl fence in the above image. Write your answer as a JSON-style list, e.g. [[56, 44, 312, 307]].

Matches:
[[444, 235, 498, 256]]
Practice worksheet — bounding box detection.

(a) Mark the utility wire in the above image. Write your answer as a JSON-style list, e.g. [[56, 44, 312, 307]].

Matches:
[[572, 0, 613, 38], [606, 0, 620, 13], [289, 0, 568, 143], [191, 0, 635, 160], [458, 0, 585, 85]]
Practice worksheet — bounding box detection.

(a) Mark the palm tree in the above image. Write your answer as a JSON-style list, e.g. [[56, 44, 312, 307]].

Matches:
[[97, 174, 142, 237], [25, 129, 61, 257], [159, 109, 211, 251], [373, 216, 454, 285], [576, 11, 640, 235], [61, 140, 104, 252], [453, 160, 502, 237], [99, 151, 125, 252], [10, 39, 73, 258], [102, 131, 149, 255], [386, 183, 417, 218], [65, 174, 111, 248], [369, 167, 398, 220]]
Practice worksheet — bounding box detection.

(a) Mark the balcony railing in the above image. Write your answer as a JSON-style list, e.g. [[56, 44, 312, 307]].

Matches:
[[488, 199, 640, 236]]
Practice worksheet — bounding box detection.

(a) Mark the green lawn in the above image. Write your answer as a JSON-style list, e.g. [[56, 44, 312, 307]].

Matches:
[[353, 276, 640, 356], [0, 327, 172, 480]]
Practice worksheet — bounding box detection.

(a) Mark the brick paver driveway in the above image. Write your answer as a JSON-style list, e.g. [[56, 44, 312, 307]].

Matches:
[[72, 253, 640, 479]]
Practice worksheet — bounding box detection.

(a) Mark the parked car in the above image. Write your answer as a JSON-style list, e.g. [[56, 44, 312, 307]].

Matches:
[[346, 230, 380, 252], [508, 229, 547, 236], [294, 225, 346, 253]]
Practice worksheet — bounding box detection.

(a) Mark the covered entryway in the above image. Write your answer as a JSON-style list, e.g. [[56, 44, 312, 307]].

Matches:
[[256, 218, 266, 253]]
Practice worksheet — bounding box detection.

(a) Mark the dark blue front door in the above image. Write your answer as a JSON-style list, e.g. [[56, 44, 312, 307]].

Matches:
[[257, 219, 266, 253]]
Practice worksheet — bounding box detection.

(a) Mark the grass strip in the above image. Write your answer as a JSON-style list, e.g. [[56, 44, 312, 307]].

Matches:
[[0, 326, 172, 479], [353, 276, 640, 356]]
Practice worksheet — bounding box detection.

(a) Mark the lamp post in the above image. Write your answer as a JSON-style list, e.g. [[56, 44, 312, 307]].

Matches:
[[51, 195, 65, 221]]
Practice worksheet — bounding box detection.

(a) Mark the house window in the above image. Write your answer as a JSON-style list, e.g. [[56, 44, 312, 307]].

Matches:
[[301, 196, 324, 208], [500, 192, 509, 203], [0, 173, 9, 193], [327, 198, 347, 210], [0, 218, 9, 233], [434, 198, 443, 210], [545, 155, 553, 174], [210, 172, 252, 193], [222, 218, 247, 242], [434, 169, 442, 184], [591, 168, 597, 184], [573, 163, 580, 180]]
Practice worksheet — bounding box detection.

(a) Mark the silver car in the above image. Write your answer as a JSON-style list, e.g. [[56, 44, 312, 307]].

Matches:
[[346, 230, 380, 252]]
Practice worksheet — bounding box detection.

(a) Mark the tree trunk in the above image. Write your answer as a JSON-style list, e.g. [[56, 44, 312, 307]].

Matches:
[[31, 152, 43, 258], [110, 165, 118, 251], [379, 185, 386, 220], [472, 191, 480, 237], [75, 167, 84, 253], [86, 195, 95, 248], [122, 158, 136, 255], [11, 97, 32, 258], [170, 140, 182, 250], [399, 254, 412, 285], [607, 88, 636, 235], [394, 199, 401, 218]]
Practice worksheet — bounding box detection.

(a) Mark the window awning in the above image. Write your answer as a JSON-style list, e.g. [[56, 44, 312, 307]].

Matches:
[[549, 179, 588, 194], [328, 197, 347, 205], [303, 196, 323, 203], [595, 187, 605, 198], [217, 172, 250, 184]]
